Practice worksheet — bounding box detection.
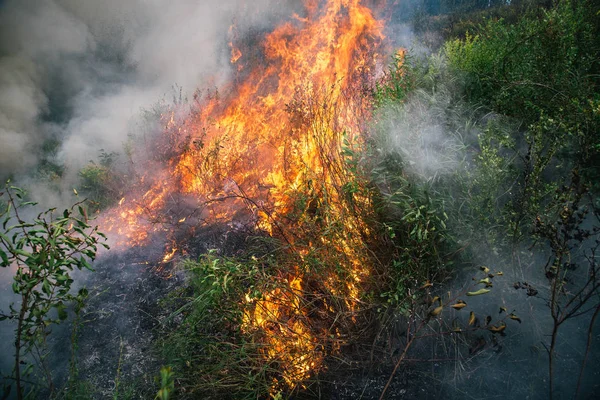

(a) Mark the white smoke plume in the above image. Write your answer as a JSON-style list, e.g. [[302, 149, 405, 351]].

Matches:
[[0, 0, 291, 200], [0, 0, 298, 381]]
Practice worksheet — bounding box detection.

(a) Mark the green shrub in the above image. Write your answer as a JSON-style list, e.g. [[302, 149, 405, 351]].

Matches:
[[0, 184, 108, 399], [444, 0, 600, 237], [78, 151, 124, 212]]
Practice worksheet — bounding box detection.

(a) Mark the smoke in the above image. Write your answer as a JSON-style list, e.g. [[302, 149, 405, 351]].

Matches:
[[2, 1, 596, 397], [0, 0, 296, 388], [372, 14, 600, 396], [375, 63, 478, 183], [0, 0, 293, 205]]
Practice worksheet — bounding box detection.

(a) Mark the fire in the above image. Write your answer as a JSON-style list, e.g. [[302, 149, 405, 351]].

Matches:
[[242, 268, 322, 389], [161, 246, 177, 264], [100, 0, 391, 391], [229, 22, 243, 67], [174, 0, 384, 227]]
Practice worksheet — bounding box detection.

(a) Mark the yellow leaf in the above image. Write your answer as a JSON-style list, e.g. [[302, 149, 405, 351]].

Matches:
[[478, 277, 493, 287], [467, 288, 490, 296], [426, 295, 441, 306], [489, 322, 507, 333], [469, 311, 476, 326], [509, 313, 522, 323], [429, 306, 443, 317], [420, 280, 433, 290], [452, 320, 462, 332], [450, 300, 467, 310]]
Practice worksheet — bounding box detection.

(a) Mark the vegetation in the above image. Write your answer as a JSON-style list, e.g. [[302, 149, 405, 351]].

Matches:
[[126, 1, 600, 397], [1, 0, 599, 398], [78, 150, 126, 214], [409, 1, 599, 398], [0, 184, 108, 399], [158, 253, 277, 399]]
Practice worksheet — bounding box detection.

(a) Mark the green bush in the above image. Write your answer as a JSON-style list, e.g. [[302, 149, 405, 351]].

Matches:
[[0, 184, 108, 399], [444, 0, 600, 235], [78, 151, 124, 212]]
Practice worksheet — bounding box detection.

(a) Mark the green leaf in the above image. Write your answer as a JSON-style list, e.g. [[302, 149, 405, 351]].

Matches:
[[42, 279, 52, 296], [56, 303, 68, 321], [14, 249, 33, 258], [2, 215, 10, 230], [0, 231, 12, 245], [80, 258, 93, 271], [23, 364, 33, 376], [0, 249, 9, 266]]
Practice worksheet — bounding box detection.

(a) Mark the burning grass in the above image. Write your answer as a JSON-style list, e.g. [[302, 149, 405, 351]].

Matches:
[[95, 0, 444, 397], [157, 80, 389, 397]]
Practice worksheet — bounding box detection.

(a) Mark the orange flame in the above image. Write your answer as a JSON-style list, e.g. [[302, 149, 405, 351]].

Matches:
[[100, 0, 392, 390], [229, 22, 243, 67]]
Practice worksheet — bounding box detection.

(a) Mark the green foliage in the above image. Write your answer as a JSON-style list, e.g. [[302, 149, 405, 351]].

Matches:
[[445, 1, 598, 121], [0, 184, 108, 399], [458, 119, 522, 245], [444, 0, 600, 240], [372, 154, 452, 308], [158, 251, 274, 399], [36, 139, 65, 184], [78, 150, 124, 212], [446, 1, 599, 132], [410, 0, 553, 44], [372, 51, 414, 108], [155, 366, 175, 400], [369, 53, 461, 306]]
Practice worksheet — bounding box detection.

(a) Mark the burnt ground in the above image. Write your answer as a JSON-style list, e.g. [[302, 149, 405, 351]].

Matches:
[[65, 223, 241, 397], [46, 248, 176, 398], [44, 220, 434, 400], [38, 221, 600, 400]]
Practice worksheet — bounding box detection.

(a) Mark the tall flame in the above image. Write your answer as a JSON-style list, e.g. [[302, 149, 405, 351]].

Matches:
[[101, 0, 391, 390]]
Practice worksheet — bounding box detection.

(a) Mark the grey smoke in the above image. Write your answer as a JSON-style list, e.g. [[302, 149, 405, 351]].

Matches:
[[0, 0, 294, 387], [0, 0, 292, 204], [376, 58, 476, 182]]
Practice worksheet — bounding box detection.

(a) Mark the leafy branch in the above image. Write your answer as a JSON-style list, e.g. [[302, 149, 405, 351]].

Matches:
[[0, 184, 109, 399]]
